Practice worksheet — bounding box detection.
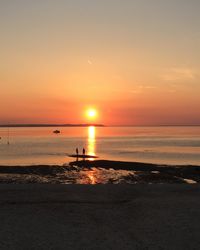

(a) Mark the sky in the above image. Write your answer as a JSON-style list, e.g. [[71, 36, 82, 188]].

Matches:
[[0, 0, 200, 125]]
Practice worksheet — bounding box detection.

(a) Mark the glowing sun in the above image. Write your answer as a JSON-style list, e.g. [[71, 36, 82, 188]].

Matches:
[[86, 108, 97, 120]]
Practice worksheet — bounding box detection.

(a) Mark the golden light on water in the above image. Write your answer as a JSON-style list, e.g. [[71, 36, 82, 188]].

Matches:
[[87, 171, 96, 184], [87, 126, 96, 157]]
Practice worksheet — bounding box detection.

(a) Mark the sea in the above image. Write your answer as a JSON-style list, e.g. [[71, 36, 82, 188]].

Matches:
[[0, 126, 199, 166]]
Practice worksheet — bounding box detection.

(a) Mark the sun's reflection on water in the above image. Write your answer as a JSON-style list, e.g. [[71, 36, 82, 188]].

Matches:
[[87, 170, 96, 184], [87, 126, 96, 158]]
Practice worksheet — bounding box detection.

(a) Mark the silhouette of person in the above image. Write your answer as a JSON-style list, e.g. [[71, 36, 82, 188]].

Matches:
[[76, 148, 79, 156], [83, 148, 85, 155]]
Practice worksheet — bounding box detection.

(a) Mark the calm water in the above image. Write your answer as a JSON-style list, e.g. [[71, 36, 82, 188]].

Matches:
[[0, 126, 199, 166]]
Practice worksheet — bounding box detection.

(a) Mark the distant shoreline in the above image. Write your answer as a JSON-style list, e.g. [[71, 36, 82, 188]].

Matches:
[[0, 124, 199, 128], [0, 124, 105, 128]]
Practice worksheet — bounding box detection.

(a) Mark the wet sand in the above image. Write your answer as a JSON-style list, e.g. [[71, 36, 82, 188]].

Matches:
[[0, 160, 200, 184], [0, 184, 200, 249], [71, 160, 200, 183]]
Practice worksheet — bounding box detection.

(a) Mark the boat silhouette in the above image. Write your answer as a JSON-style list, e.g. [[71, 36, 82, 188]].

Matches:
[[53, 130, 60, 134]]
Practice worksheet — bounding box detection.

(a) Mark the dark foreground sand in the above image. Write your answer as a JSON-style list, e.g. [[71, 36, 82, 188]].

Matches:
[[0, 184, 200, 250]]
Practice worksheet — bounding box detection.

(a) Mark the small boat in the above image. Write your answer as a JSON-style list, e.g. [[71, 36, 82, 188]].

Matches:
[[53, 130, 60, 134]]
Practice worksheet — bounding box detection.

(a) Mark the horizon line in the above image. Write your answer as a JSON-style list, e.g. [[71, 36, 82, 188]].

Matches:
[[0, 123, 200, 128]]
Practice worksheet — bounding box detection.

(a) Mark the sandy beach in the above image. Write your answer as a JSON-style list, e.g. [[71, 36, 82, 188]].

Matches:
[[0, 161, 200, 249], [0, 184, 200, 249]]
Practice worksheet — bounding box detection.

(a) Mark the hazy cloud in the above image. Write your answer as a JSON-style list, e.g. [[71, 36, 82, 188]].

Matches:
[[114, 84, 157, 95], [162, 67, 196, 82], [138, 85, 157, 89]]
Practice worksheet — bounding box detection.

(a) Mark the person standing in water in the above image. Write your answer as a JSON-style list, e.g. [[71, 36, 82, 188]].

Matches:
[[75, 148, 79, 161], [83, 148, 85, 155]]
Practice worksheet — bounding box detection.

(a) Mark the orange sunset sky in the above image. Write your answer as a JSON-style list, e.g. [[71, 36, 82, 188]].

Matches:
[[0, 0, 200, 125]]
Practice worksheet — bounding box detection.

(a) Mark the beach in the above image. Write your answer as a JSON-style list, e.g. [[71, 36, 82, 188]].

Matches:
[[0, 139, 199, 249], [0, 184, 200, 249], [0, 160, 199, 184], [0, 160, 200, 249]]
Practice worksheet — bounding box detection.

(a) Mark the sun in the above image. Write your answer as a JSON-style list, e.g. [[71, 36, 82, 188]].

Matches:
[[86, 108, 97, 120]]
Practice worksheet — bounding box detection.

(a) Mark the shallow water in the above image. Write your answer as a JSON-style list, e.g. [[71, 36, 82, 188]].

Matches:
[[0, 126, 199, 166]]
